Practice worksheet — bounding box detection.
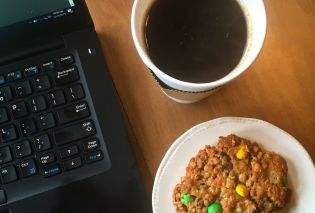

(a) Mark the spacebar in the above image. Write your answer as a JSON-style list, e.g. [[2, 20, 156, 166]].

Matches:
[[54, 120, 96, 146]]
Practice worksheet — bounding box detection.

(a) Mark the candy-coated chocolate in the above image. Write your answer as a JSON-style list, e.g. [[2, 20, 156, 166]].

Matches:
[[180, 193, 192, 205], [236, 145, 247, 159], [208, 202, 223, 213], [214, 175, 222, 186], [283, 177, 288, 185], [236, 183, 248, 197]]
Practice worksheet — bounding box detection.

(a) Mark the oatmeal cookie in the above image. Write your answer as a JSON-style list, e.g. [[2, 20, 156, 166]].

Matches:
[[173, 134, 290, 213]]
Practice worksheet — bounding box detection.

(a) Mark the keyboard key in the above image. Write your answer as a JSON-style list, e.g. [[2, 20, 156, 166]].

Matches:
[[15, 80, 32, 98], [0, 108, 9, 123], [64, 157, 82, 171], [60, 145, 79, 159], [85, 150, 103, 164], [42, 60, 56, 71], [0, 86, 13, 104], [20, 118, 37, 136], [24, 66, 39, 77], [30, 96, 47, 112], [0, 147, 12, 164], [0, 76, 6, 85], [7, 70, 23, 82], [54, 66, 79, 86], [0, 125, 17, 142], [0, 166, 18, 184], [33, 134, 51, 152], [54, 120, 96, 146], [39, 153, 55, 165], [57, 102, 90, 124], [0, 190, 6, 205], [11, 101, 28, 118], [49, 90, 66, 107], [14, 140, 32, 158], [38, 113, 56, 130], [33, 75, 51, 91], [59, 55, 74, 67], [69, 84, 85, 101], [20, 159, 37, 177], [83, 138, 100, 151], [42, 164, 61, 178]]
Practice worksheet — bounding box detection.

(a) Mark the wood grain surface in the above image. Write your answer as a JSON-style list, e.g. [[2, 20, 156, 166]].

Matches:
[[85, 0, 315, 199]]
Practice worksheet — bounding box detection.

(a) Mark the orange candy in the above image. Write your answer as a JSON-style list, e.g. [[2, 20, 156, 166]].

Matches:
[[214, 176, 222, 185]]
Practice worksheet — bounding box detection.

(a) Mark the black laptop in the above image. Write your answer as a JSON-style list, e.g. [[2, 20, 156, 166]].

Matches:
[[0, 1, 149, 212]]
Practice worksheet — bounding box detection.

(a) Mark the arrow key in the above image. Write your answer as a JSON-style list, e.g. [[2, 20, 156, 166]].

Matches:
[[42, 164, 61, 178], [85, 150, 103, 164], [64, 157, 82, 171], [60, 145, 79, 159]]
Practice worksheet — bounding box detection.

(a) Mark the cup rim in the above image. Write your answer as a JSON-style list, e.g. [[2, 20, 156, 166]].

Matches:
[[131, 0, 267, 92]]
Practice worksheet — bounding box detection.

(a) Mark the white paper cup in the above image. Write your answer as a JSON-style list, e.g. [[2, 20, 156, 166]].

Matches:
[[131, 0, 266, 103]]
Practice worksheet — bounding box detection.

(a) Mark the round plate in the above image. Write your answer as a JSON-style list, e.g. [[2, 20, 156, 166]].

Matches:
[[152, 117, 315, 213]]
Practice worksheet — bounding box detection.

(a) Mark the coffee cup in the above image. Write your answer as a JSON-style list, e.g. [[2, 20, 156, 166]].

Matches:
[[131, 0, 266, 103]]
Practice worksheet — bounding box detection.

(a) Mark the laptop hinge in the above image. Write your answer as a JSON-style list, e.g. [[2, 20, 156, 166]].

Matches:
[[0, 37, 65, 66]]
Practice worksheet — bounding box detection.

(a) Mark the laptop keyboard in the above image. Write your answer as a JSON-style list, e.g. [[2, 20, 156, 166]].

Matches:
[[0, 54, 108, 192]]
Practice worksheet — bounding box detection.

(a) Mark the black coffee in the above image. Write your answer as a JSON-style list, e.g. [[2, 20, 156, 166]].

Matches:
[[144, 0, 247, 83]]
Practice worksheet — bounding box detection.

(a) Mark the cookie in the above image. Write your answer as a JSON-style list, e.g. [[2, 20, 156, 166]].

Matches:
[[173, 134, 290, 213]]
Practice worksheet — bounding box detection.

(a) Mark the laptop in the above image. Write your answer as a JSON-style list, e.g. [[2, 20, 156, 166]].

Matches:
[[0, 1, 149, 212]]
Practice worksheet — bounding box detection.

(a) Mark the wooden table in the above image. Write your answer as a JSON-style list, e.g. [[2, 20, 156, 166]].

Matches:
[[85, 0, 315, 200]]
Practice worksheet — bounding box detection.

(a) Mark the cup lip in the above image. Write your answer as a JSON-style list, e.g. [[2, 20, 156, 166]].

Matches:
[[131, 0, 267, 92]]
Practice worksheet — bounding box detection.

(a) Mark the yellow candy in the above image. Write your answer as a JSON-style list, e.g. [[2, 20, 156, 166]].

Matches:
[[236, 145, 247, 159], [236, 183, 248, 197]]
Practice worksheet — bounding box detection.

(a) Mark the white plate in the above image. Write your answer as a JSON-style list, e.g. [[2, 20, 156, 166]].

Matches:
[[152, 117, 315, 213]]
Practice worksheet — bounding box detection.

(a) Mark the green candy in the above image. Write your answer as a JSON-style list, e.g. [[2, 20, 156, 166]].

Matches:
[[208, 202, 223, 213], [180, 193, 192, 205], [283, 177, 288, 185]]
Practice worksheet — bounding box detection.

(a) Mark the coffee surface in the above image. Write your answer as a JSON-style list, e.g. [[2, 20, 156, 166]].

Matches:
[[144, 0, 247, 83]]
